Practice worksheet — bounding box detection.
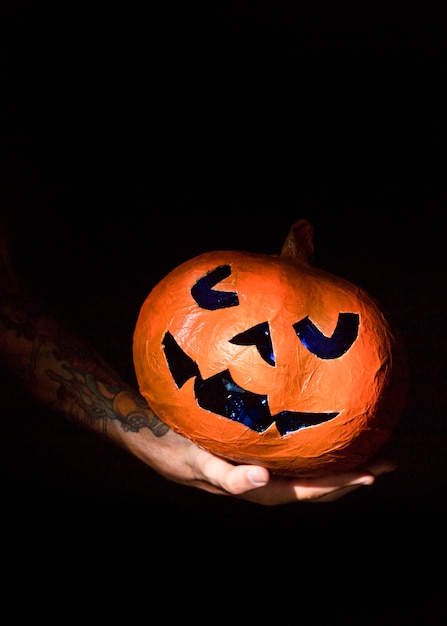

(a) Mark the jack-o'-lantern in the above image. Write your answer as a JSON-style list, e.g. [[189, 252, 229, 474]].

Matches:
[[133, 218, 407, 477]]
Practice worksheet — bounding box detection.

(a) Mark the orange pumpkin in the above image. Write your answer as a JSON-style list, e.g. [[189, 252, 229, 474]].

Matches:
[[133, 219, 407, 477]]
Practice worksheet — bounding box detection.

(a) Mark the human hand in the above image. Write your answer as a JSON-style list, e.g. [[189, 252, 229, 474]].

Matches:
[[125, 424, 397, 505]]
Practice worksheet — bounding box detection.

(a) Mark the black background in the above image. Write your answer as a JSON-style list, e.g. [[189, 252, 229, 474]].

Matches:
[[1, 3, 446, 623]]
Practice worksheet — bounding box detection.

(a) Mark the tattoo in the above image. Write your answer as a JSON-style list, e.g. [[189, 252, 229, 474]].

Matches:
[[47, 367, 169, 437], [0, 290, 169, 437]]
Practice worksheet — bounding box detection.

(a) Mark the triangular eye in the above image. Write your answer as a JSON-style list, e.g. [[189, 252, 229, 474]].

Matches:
[[162, 331, 199, 388], [230, 321, 275, 366], [293, 312, 359, 359]]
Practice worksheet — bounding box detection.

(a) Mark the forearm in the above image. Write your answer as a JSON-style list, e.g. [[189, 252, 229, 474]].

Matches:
[[0, 283, 168, 449]]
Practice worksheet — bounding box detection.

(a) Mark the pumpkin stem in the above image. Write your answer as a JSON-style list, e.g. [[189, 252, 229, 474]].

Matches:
[[280, 218, 315, 265]]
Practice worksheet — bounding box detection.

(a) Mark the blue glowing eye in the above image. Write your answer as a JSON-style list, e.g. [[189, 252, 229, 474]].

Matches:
[[293, 313, 359, 359], [191, 264, 239, 310]]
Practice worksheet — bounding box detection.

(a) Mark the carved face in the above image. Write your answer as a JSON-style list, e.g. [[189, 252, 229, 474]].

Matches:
[[133, 220, 406, 476]]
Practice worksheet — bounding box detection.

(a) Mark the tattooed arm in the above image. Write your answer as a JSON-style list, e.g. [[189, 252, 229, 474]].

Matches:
[[0, 220, 396, 505]]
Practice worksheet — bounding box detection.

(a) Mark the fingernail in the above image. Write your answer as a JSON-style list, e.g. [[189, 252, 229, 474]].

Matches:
[[350, 475, 375, 486], [247, 468, 268, 487]]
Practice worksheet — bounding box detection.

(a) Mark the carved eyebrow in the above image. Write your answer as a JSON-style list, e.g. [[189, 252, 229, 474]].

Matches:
[[293, 313, 359, 359], [191, 264, 239, 310]]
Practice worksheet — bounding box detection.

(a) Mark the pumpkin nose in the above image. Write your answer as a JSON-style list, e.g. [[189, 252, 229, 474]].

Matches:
[[230, 321, 275, 365]]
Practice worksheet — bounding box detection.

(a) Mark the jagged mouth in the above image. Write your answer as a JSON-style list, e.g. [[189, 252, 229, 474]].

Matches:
[[194, 369, 339, 434], [163, 331, 339, 435]]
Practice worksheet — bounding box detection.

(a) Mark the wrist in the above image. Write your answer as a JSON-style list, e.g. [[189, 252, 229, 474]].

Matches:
[[111, 389, 169, 438]]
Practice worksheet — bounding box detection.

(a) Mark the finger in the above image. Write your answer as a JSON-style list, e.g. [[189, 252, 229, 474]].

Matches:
[[195, 451, 270, 495], [191, 446, 397, 505], [237, 472, 375, 505], [197, 455, 366, 503], [360, 457, 397, 476], [301, 483, 368, 503]]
